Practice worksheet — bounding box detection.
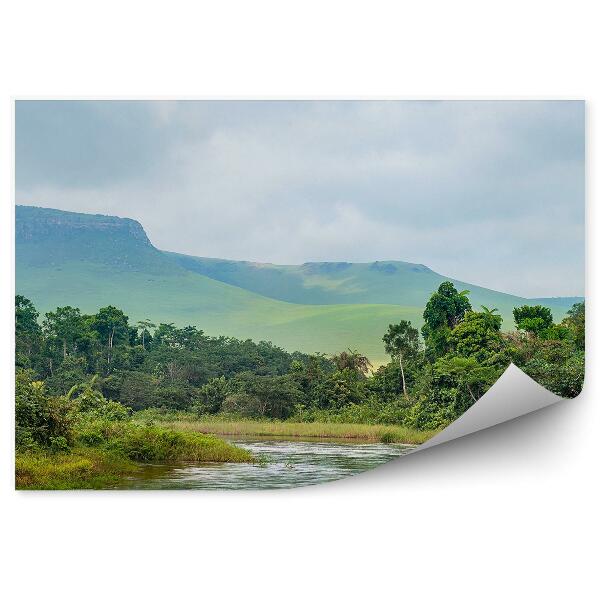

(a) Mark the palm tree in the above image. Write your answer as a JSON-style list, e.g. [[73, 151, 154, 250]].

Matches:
[[481, 305, 498, 315], [480, 305, 501, 328], [332, 349, 372, 376]]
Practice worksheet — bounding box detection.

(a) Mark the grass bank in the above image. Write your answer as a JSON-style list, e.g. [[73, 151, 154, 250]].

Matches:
[[16, 420, 255, 490], [78, 419, 255, 463], [154, 417, 436, 445], [15, 448, 138, 490]]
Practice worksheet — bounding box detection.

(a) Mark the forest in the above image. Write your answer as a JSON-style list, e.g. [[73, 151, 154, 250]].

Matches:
[[15, 281, 584, 488]]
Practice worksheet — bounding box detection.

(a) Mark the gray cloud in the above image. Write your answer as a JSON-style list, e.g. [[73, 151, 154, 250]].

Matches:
[[16, 100, 585, 297]]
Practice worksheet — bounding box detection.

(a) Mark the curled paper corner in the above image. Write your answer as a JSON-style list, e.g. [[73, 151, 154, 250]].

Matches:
[[415, 364, 567, 452]]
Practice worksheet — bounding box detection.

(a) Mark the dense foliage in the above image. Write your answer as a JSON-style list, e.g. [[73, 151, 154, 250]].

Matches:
[[15, 284, 585, 451]]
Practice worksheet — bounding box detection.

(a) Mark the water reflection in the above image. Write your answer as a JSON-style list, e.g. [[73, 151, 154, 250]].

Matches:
[[119, 438, 417, 490]]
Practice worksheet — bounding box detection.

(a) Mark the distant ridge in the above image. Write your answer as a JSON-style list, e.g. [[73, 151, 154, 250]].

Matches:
[[16, 205, 177, 274], [15, 205, 583, 361]]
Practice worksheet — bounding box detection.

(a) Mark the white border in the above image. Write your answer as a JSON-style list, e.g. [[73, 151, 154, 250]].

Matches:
[[1, 2, 597, 599]]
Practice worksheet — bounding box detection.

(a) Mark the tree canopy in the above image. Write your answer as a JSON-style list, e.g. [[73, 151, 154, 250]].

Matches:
[[15, 286, 584, 434]]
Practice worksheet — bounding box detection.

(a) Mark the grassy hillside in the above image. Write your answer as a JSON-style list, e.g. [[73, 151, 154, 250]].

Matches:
[[16, 260, 422, 362], [169, 252, 567, 323], [16, 205, 582, 364]]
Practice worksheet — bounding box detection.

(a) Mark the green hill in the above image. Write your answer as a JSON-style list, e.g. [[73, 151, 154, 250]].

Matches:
[[168, 253, 551, 321], [15, 205, 582, 363]]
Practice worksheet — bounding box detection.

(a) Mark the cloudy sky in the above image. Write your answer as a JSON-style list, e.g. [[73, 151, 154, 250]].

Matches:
[[16, 100, 584, 297]]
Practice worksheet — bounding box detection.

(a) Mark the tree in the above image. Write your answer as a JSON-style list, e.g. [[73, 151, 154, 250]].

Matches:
[[307, 368, 367, 410], [91, 306, 129, 371], [194, 376, 229, 414], [513, 305, 553, 336], [422, 282, 472, 357], [480, 305, 501, 327], [229, 372, 304, 418], [16, 295, 40, 337], [221, 393, 264, 418], [46, 355, 87, 395], [136, 319, 156, 350], [563, 301, 585, 350], [450, 309, 504, 362], [424, 282, 472, 330], [118, 371, 159, 410], [433, 356, 499, 405], [382, 320, 420, 401], [43, 306, 88, 359], [152, 323, 178, 347], [16, 295, 41, 364], [331, 349, 372, 376]]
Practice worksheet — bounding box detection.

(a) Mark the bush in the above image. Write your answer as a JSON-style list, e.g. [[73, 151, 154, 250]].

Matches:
[[49, 436, 70, 454], [290, 397, 412, 426], [192, 376, 229, 415], [16, 369, 76, 449], [69, 377, 131, 421], [404, 398, 454, 431]]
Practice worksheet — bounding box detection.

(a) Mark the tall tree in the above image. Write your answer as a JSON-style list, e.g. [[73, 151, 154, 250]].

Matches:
[[136, 319, 156, 350], [450, 309, 504, 362], [382, 320, 420, 401], [16, 295, 40, 336], [563, 301, 585, 350], [42, 306, 87, 359], [91, 306, 129, 371], [15, 295, 41, 362], [422, 282, 472, 358], [513, 305, 553, 336]]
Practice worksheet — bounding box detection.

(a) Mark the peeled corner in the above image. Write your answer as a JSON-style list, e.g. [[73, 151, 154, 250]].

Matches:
[[415, 364, 566, 452]]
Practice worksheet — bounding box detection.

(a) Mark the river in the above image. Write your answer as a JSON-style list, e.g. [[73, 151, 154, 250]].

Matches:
[[117, 437, 416, 490]]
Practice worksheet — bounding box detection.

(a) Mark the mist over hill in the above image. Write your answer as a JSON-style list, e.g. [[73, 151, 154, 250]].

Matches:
[[15, 205, 583, 362]]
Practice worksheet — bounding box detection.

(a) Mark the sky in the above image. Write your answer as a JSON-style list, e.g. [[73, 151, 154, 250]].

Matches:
[[15, 100, 585, 297]]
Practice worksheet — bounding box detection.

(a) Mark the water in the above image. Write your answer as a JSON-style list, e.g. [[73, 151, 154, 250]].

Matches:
[[118, 437, 416, 490]]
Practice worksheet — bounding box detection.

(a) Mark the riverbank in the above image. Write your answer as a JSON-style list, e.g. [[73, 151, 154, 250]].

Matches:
[[16, 422, 255, 490], [152, 417, 436, 445], [16, 448, 139, 490]]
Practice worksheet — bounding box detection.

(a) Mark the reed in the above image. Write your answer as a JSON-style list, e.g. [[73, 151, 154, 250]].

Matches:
[[159, 418, 436, 445]]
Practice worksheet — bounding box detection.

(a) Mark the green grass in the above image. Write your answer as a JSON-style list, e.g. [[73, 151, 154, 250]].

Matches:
[[171, 252, 558, 312], [155, 417, 436, 445], [18, 259, 575, 364], [15, 448, 139, 490], [16, 420, 255, 490], [75, 418, 255, 462], [95, 420, 255, 462], [16, 205, 580, 364], [16, 260, 424, 363]]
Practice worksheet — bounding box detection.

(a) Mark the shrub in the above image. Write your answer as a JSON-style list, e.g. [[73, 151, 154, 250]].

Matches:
[[49, 436, 70, 454], [192, 376, 229, 415], [404, 399, 454, 431], [16, 369, 76, 449]]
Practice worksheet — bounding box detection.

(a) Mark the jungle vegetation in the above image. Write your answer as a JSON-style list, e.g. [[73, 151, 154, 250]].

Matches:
[[15, 283, 584, 487]]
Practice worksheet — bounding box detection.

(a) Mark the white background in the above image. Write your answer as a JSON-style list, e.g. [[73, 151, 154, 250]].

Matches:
[[0, 2, 597, 598]]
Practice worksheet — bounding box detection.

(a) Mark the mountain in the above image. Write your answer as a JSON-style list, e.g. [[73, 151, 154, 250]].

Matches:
[[168, 253, 547, 319], [15, 205, 583, 363]]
